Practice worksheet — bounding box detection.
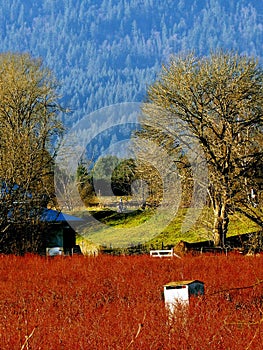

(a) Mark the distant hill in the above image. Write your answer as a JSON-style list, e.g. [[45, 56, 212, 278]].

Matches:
[[0, 0, 262, 127]]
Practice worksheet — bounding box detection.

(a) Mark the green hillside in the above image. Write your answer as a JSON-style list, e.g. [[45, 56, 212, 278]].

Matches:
[[75, 206, 260, 250]]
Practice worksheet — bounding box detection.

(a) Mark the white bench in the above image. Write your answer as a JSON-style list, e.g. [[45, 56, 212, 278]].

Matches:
[[150, 249, 181, 258]]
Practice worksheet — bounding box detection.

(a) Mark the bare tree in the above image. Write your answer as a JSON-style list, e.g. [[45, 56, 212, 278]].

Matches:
[[139, 51, 263, 246], [0, 53, 64, 254]]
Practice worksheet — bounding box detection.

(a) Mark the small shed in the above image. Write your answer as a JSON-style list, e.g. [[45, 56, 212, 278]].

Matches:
[[164, 280, 204, 314], [41, 209, 84, 255]]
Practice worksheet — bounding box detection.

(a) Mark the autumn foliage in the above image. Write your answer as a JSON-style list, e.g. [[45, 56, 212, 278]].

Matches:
[[0, 253, 263, 349]]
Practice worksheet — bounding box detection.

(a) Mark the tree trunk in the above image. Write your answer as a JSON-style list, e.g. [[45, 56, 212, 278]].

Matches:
[[213, 216, 223, 247], [213, 204, 229, 247]]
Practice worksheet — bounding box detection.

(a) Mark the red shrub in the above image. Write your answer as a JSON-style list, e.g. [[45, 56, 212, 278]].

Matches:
[[0, 253, 263, 349]]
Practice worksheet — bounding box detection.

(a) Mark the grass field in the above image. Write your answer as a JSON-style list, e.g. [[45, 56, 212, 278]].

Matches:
[[72, 203, 261, 251]]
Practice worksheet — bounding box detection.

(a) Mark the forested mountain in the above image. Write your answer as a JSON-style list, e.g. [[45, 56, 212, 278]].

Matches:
[[0, 0, 262, 126]]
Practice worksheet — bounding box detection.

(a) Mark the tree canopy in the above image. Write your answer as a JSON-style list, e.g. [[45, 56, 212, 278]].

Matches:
[[0, 52, 64, 254], [140, 51, 263, 246]]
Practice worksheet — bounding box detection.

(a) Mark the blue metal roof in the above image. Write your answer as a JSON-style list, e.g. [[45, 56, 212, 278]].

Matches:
[[41, 209, 84, 223]]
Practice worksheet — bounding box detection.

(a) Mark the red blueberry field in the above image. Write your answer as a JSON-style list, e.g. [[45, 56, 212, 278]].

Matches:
[[0, 253, 263, 350]]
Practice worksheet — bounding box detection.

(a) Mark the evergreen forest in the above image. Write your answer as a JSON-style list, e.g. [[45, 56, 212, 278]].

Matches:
[[0, 0, 262, 127]]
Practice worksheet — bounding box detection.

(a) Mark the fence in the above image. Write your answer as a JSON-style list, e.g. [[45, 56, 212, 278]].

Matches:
[[150, 249, 181, 258]]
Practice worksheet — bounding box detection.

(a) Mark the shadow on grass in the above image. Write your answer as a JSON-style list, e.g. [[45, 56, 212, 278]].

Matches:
[[90, 208, 149, 224]]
